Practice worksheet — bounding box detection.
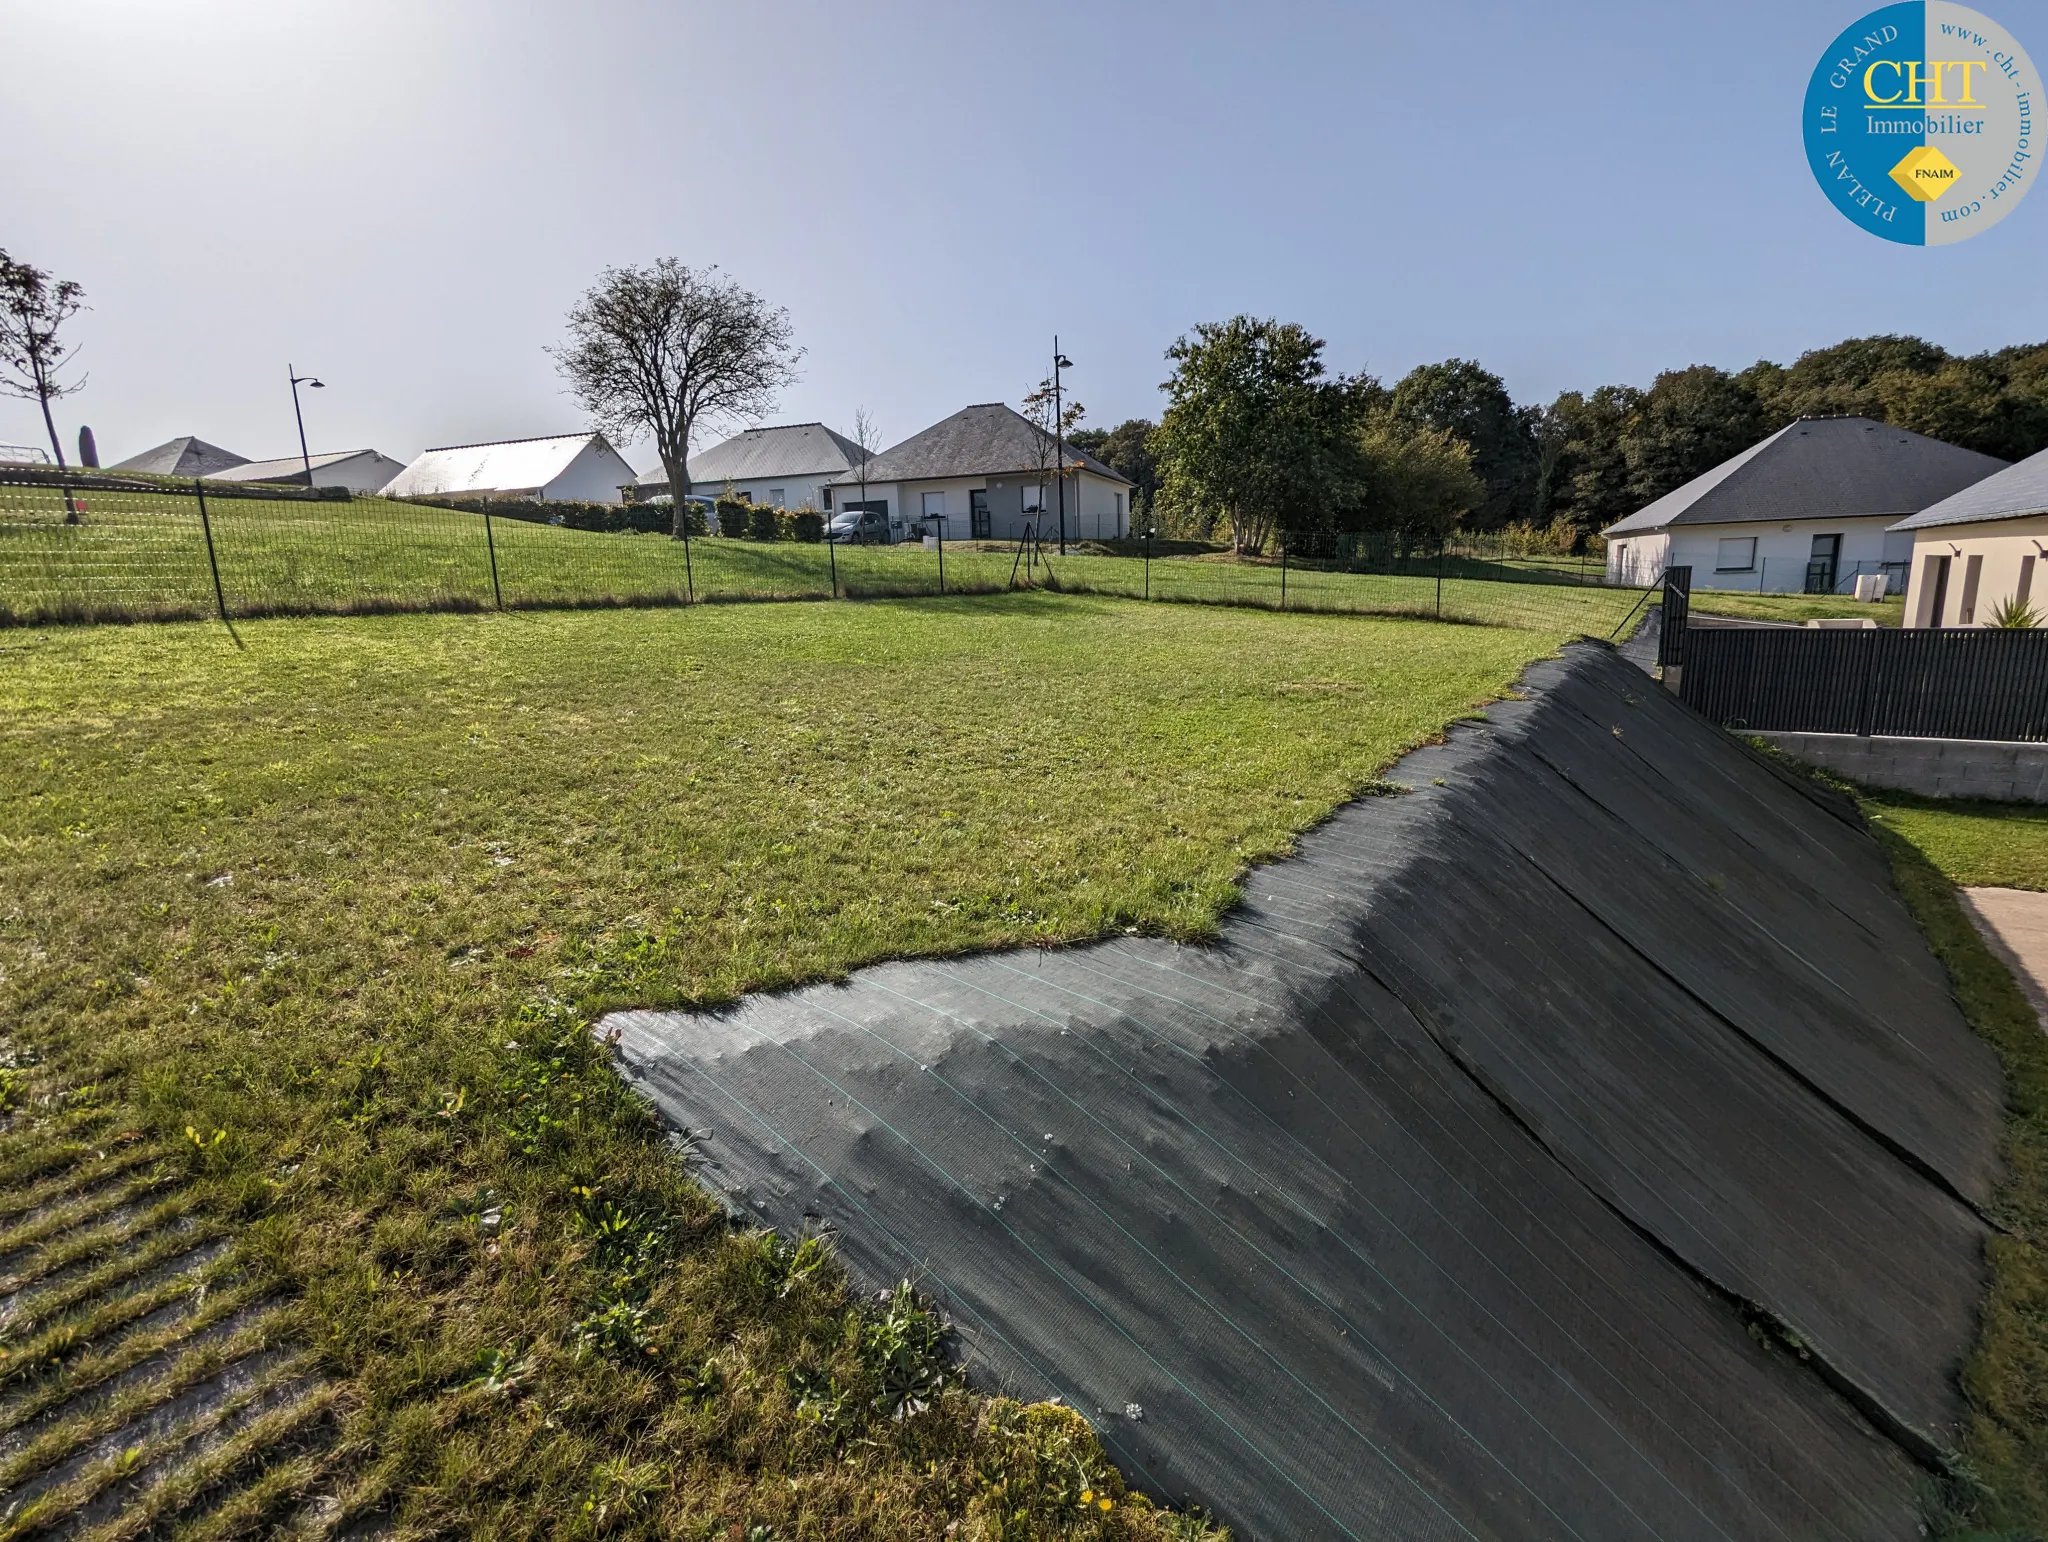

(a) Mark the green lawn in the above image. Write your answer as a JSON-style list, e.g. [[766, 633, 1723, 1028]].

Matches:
[[1854, 795, 2048, 1535], [1862, 794, 2048, 892], [0, 482, 1650, 639], [1688, 589, 1907, 625], [0, 595, 1580, 1539]]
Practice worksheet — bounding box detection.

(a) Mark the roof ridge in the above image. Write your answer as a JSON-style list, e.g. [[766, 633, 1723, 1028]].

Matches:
[[419, 432, 598, 452]]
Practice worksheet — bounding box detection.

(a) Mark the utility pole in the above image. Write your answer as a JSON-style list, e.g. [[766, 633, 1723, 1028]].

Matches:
[[1053, 337, 1073, 556]]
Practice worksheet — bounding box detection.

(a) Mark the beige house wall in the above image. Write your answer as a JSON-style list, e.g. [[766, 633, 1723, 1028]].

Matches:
[[1902, 516, 2048, 628]]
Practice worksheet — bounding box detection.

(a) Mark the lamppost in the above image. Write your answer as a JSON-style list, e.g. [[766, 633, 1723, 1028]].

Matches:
[[1052, 339, 1073, 555], [288, 364, 324, 486]]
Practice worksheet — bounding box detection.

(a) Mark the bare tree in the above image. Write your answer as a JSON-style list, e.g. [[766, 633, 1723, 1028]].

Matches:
[[850, 405, 882, 535], [1019, 375, 1084, 534], [550, 259, 800, 539], [0, 250, 87, 469]]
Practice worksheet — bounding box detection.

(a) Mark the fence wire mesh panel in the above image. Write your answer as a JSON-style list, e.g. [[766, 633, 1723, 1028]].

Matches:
[[1, 475, 1655, 638], [1681, 624, 2048, 741], [0, 477, 220, 623]]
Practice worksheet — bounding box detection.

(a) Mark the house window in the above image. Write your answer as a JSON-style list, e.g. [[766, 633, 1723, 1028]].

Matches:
[[822, 486, 834, 510], [1715, 536, 1757, 572], [769, 488, 787, 509]]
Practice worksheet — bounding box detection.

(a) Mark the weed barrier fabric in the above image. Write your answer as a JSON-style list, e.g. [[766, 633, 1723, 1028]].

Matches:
[[603, 644, 2003, 1541]]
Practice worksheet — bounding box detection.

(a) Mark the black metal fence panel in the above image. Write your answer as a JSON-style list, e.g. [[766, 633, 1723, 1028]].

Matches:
[[1681, 624, 2048, 741]]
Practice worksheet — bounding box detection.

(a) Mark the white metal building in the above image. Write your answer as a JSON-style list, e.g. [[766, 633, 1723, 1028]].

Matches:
[[207, 449, 408, 494], [822, 402, 1132, 543], [1602, 417, 2006, 594], [380, 433, 637, 504]]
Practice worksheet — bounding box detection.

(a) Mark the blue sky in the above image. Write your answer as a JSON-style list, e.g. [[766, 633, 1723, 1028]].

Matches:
[[3, 0, 2046, 471]]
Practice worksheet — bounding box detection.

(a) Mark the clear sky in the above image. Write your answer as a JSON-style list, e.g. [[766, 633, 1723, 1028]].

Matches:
[[4, 0, 2046, 472]]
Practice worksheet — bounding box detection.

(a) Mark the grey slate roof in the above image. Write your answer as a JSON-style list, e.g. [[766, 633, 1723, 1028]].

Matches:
[[1602, 417, 2006, 536], [1892, 444, 2048, 529], [823, 403, 1130, 486], [108, 436, 249, 478], [207, 450, 385, 484], [636, 423, 869, 491]]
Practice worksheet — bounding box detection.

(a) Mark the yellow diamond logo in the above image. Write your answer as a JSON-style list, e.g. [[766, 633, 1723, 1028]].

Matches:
[[1890, 144, 1961, 202]]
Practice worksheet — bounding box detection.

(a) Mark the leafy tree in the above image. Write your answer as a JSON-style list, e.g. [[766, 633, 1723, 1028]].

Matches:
[[1390, 359, 1538, 527], [1153, 317, 1351, 554], [1540, 385, 1641, 542], [1066, 418, 1159, 521], [551, 259, 800, 540], [1349, 410, 1484, 545], [1622, 365, 1767, 506], [0, 249, 86, 468]]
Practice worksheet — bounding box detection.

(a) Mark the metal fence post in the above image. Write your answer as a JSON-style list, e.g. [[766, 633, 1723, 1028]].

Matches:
[[680, 504, 695, 603], [193, 478, 229, 622], [1279, 531, 1288, 611], [1144, 527, 1152, 600], [1657, 566, 1691, 692], [828, 523, 839, 599], [937, 519, 945, 595], [482, 497, 503, 610], [1435, 535, 1445, 619]]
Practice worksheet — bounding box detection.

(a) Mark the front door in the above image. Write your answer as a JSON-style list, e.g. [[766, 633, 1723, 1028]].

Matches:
[[970, 489, 991, 539], [1805, 533, 1842, 594]]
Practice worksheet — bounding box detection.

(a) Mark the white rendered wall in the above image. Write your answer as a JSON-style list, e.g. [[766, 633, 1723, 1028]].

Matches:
[[541, 441, 636, 504], [1903, 516, 2048, 627]]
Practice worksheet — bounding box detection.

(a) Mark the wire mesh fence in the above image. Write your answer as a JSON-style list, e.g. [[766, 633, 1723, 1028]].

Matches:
[[0, 471, 1655, 639]]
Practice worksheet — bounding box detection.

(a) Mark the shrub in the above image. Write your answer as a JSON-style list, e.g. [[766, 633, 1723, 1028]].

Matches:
[[786, 508, 825, 543], [716, 496, 751, 538], [747, 502, 780, 542], [1990, 593, 2043, 629]]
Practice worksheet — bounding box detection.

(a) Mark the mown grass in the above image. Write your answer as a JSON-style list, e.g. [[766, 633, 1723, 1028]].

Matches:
[[0, 594, 1578, 1538], [0, 483, 1648, 638], [1688, 589, 1907, 625], [1862, 801, 2048, 1536], [1864, 795, 2048, 893]]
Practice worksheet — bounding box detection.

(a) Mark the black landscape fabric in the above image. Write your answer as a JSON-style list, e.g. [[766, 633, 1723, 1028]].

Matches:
[[603, 643, 2006, 1541]]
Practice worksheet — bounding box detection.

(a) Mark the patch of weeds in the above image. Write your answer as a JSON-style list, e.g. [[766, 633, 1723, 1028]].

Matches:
[[570, 1300, 657, 1365]]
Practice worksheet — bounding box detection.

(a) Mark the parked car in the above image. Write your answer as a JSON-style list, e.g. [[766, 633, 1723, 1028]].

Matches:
[[826, 508, 890, 544]]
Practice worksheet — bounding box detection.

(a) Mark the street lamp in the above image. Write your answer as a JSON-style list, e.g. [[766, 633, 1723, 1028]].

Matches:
[[1052, 340, 1074, 555], [288, 364, 325, 486]]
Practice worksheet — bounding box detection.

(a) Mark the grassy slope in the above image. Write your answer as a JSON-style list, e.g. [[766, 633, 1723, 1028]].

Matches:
[[0, 595, 1571, 1538], [1862, 801, 2048, 1536]]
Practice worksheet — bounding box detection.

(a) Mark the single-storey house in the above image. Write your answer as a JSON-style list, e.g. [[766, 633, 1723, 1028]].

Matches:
[[1602, 416, 2006, 593], [108, 436, 251, 478], [1892, 446, 2048, 628], [207, 449, 407, 494], [380, 432, 636, 504], [630, 422, 867, 510], [822, 402, 1132, 543]]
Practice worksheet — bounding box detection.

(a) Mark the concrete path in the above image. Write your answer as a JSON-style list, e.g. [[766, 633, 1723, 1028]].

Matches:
[[1962, 887, 2048, 1032]]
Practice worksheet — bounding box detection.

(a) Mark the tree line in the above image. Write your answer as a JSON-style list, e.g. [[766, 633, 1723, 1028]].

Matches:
[[1070, 320, 2048, 554]]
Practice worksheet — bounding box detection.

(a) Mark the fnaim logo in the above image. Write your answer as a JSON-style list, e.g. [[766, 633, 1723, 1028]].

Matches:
[[1804, 3, 2040, 243]]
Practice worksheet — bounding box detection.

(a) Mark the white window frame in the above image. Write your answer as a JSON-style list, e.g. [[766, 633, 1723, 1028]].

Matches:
[[1715, 536, 1757, 573]]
